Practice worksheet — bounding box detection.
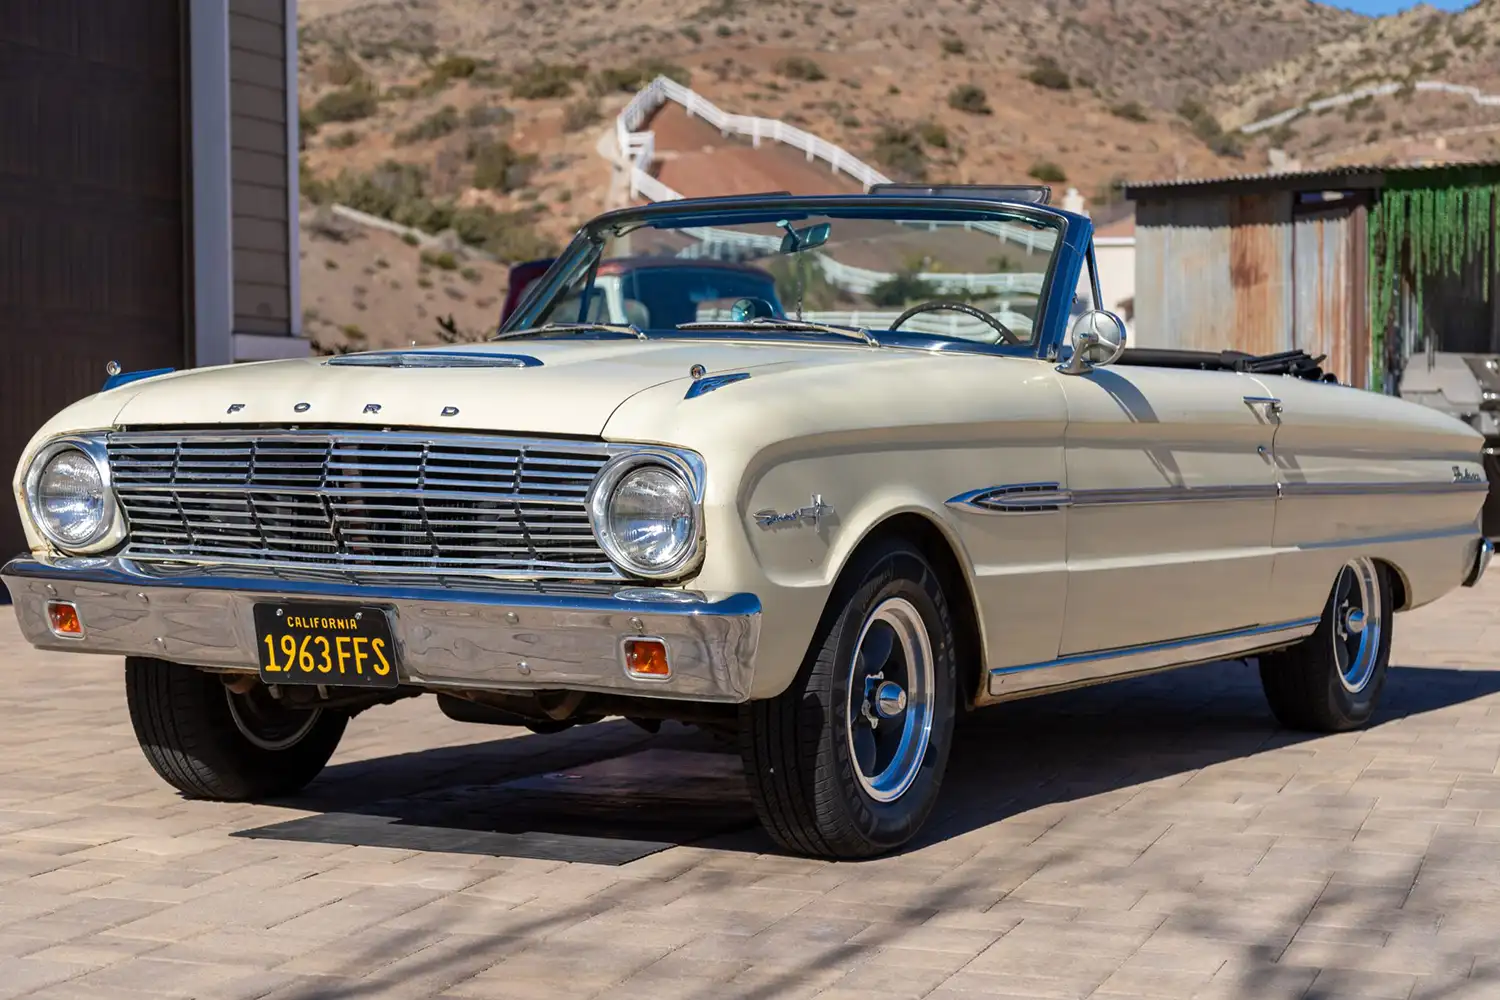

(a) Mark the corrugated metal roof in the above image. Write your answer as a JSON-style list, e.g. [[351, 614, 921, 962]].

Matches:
[[1125, 159, 1500, 199]]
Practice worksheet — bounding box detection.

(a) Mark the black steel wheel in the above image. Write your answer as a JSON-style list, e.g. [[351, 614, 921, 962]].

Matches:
[[1259, 558, 1393, 733], [125, 657, 347, 800], [738, 538, 957, 858]]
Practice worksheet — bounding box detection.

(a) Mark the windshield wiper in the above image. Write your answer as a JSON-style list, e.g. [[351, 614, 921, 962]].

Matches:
[[677, 318, 879, 347], [493, 322, 648, 342]]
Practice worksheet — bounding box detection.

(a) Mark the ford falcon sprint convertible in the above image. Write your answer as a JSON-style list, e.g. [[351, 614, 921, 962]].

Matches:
[[4, 185, 1493, 859]]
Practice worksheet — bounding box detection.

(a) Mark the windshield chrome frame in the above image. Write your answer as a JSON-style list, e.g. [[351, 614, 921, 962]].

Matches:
[[497, 194, 1090, 361]]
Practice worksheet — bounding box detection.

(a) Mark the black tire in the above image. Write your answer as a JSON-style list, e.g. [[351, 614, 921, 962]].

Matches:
[[738, 538, 957, 858], [125, 657, 347, 800], [1258, 558, 1394, 733]]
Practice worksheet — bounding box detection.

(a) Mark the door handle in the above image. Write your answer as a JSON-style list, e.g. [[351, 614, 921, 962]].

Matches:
[[1243, 395, 1283, 415]]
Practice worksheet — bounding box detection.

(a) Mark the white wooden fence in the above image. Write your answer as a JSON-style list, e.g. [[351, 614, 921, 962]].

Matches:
[[1241, 78, 1500, 135]]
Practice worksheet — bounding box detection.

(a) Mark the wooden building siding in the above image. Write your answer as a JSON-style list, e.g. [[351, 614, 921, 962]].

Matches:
[[228, 0, 292, 338], [0, 0, 187, 559]]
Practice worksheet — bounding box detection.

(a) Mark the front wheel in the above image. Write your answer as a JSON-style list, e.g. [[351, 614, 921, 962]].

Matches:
[[738, 539, 957, 858], [125, 657, 347, 800], [1258, 558, 1394, 733]]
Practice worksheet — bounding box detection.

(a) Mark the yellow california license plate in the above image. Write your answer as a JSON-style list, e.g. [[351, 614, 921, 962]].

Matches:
[[252, 602, 399, 688]]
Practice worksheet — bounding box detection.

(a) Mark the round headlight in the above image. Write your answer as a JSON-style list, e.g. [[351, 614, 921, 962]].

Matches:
[[590, 458, 700, 579], [29, 446, 112, 550]]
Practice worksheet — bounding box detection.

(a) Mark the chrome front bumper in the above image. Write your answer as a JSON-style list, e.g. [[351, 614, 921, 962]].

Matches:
[[2, 557, 760, 702]]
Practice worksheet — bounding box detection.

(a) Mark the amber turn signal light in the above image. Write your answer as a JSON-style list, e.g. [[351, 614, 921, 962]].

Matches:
[[46, 601, 83, 638], [622, 637, 670, 679]]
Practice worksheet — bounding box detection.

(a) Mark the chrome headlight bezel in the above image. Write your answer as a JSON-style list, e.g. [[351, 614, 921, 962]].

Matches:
[[587, 448, 706, 581], [24, 436, 122, 554]]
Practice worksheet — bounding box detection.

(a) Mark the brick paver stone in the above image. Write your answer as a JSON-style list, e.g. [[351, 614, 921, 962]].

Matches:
[[2, 575, 1500, 998]]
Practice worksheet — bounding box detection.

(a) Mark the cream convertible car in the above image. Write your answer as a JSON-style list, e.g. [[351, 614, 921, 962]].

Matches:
[[4, 187, 1492, 858]]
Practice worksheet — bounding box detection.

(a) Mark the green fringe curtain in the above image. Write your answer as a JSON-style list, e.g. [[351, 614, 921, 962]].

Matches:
[[1368, 170, 1500, 392]]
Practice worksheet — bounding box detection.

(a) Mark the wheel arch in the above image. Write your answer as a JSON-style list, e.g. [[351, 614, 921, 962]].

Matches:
[[1374, 557, 1410, 611], [828, 509, 988, 711]]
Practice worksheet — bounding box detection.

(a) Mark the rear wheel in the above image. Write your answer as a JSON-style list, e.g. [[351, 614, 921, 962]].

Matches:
[[1258, 558, 1393, 733], [738, 539, 957, 858], [125, 657, 347, 800]]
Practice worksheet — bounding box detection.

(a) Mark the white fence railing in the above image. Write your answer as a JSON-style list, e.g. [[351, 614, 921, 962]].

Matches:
[[696, 306, 1034, 339], [617, 76, 892, 195], [613, 76, 1054, 258], [1240, 78, 1500, 135], [673, 225, 1045, 297]]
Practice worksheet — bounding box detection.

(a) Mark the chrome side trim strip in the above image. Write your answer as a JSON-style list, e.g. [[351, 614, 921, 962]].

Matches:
[[1071, 484, 1280, 506], [1281, 480, 1490, 498], [987, 616, 1320, 699], [949, 478, 1482, 516], [946, 483, 1072, 515]]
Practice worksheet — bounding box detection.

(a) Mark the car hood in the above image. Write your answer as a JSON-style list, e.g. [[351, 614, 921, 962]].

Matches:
[[106, 339, 880, 437]]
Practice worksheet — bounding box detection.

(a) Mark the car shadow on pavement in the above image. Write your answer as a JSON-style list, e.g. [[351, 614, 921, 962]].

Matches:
[[234, 659, 1500, 865]]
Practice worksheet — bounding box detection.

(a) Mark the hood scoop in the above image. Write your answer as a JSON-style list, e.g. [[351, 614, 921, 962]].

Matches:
[[326, 350, 543, 369]]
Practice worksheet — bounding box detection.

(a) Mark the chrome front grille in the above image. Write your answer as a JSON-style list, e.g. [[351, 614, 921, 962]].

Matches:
[[107, 430, 616, 578]]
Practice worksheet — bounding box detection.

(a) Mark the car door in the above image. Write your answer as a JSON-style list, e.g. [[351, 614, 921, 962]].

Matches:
[[1055, 363, 1282, 656]]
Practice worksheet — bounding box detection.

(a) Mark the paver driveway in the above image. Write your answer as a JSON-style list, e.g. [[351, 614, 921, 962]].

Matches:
[[2, 577, 1500, 1000]]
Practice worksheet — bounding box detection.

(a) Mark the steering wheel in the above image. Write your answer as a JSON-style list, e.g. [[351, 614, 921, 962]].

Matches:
[[888, 300, 1020, 345]]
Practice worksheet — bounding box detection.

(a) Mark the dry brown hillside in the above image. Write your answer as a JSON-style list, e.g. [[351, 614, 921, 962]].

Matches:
[[292, 0, 1496, 350], [1219, 0, 1500, 168]]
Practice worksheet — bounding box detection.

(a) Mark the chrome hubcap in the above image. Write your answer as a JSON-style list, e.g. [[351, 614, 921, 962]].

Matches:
[[846, 597, 934, 803], [226, 687, 322, 752], [1333, 558, 1383, 694], [874, 680, 908, 719]]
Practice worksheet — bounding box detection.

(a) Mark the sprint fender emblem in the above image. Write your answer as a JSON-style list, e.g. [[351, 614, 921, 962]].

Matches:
[[754, 495, 834, 529], [1454, 465, 1485, 485]]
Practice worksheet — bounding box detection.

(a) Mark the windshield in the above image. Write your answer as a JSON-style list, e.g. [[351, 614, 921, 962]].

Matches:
[[504, 202, 1063, 348]]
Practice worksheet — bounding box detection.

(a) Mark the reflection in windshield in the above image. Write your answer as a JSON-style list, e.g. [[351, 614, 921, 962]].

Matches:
[[520, 209, 1060, 347]]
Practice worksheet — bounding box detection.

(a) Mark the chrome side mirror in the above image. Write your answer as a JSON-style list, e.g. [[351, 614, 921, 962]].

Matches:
[[1057, 310, 1127, 375]]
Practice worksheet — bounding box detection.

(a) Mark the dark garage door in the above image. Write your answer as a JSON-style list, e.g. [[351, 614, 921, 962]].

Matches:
[[0, 1, 187, 565]]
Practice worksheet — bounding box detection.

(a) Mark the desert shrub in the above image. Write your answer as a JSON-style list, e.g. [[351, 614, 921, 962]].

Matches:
[[776, 56, 826, 82], [947, 84, 992, 115], [421, 250, 459, 271], [466, 103, 514, 128], [318, 161, 457, 233], [562, 98, 602, 132], [940, 37, 966, 55], [327, 130, 362, 149], [449, 205, 558, 261], [1028, 160, 1067, 183], [870, 265, 938, 307], [326, 50, 365, 86], [870, 124, 927, 180], [469, 137, 538, 192], [309, 83, 378, 124], [1178, 98, 1243, 158], [918, 120, 949, 148], [510, 62, 586, 99], [429, 55, 479, 86], [1026, 56, 1071, 90], [680, 25, 702, 43], [1109, 100, 1148, 122], [396, 105, 460, 144], [594, 58, 691, 93]]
